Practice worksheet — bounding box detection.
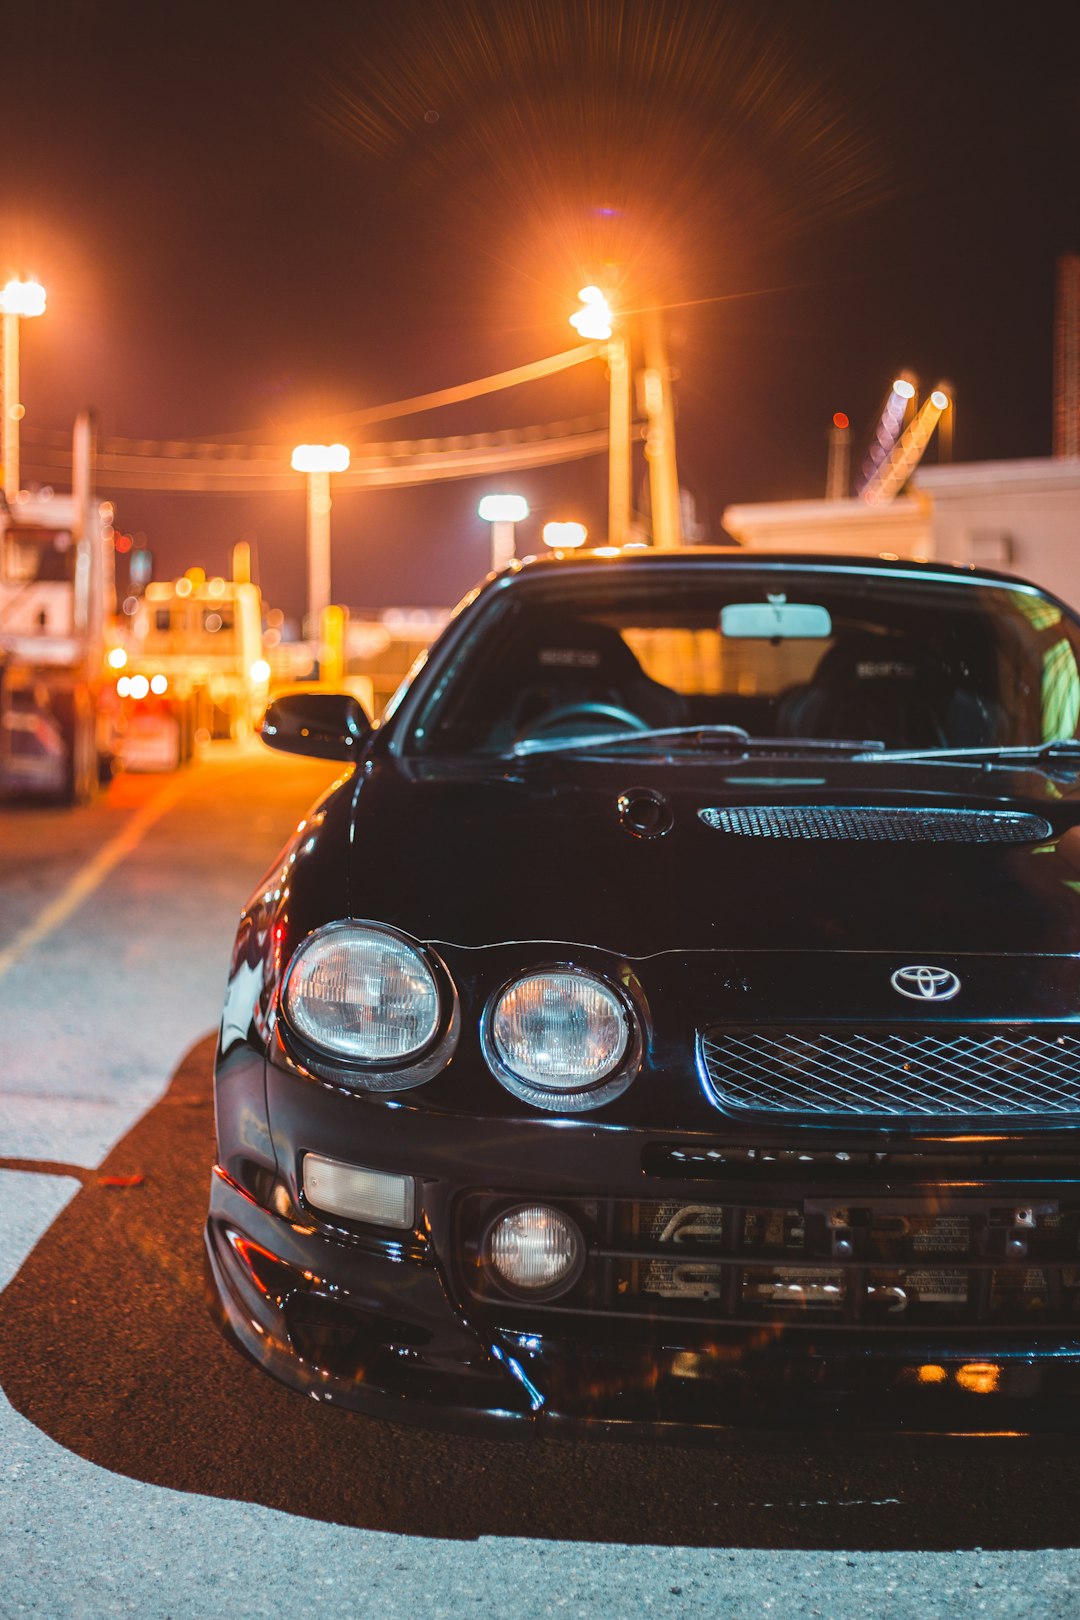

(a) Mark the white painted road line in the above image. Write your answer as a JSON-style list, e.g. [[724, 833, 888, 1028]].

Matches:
[[0, 781, 185, 982]]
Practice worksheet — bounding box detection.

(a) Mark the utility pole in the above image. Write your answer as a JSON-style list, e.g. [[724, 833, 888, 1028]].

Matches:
[[0, 279, 47, 504], [290, 442, 350, 672], [570, 287, 632, 546], [825, 413, 851, 500], [606, 332, 632, 547], [641, 306, 682, 549]]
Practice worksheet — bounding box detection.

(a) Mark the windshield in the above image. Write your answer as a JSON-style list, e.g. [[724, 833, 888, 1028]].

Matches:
[[2, 526, 76, 584], [143, 601, 238, 652], [406, 569, 1080, 758]]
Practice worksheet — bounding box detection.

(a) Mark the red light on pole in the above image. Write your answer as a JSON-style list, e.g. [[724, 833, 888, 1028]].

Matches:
[[826, 412, 851, 500]]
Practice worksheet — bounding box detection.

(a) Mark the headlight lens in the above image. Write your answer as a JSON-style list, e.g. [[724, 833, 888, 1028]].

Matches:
[[487, 1204, 584, 1296], [486, 967, 636, 1110], [283, 923, 440, 1064]]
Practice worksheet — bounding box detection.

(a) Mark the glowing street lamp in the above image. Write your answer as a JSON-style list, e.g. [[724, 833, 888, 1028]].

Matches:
[[569, 285, 613, 341], [542, 521, 587, 549], [478, 492, 528, 570], [570, 286, 630, 547], [0, 277, 47, 502], [291, 442, 350, 660]]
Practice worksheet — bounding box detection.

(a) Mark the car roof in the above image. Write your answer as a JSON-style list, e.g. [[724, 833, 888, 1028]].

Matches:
[[495, 546, 1043, 593]]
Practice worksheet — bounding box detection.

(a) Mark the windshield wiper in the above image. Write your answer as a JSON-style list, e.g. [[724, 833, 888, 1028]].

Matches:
[[512, 725, 886, 759], [859, 739, 1080, 770]]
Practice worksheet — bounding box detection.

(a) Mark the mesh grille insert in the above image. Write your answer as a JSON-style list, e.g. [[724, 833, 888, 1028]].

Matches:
[[698, 806, 1052, 843], [700, 1026, 1080, 1119]]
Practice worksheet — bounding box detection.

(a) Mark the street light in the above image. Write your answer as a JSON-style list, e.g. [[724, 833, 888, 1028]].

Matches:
[[569, 285, 613, 341], [291, 442, 350, 670], [478, 493, 528, 570], [570, 287, 630, 547], [0, 277, 46, 503], [542, 520, 587, 549]]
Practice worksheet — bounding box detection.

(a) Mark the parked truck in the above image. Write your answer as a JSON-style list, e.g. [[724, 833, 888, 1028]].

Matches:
[[113, 566, 270, 770], [0, 412, 118, 803]]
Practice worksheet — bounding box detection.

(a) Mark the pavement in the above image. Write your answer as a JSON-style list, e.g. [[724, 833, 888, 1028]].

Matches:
[[1, 744, 1080, 1618]]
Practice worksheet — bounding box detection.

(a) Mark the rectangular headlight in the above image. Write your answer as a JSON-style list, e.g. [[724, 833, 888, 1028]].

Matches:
[[302, 1154, 415, 1229]]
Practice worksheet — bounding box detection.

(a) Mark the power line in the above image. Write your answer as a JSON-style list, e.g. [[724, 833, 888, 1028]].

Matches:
[[22, 414, 612, 493]]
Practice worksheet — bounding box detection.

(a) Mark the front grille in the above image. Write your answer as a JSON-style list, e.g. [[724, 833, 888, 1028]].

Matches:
[[618, 1195, 1080, 1329], [457, 1190, 1080, 1332], [699, 1026, 1080, 1121], [697, 806, 1051, 843]]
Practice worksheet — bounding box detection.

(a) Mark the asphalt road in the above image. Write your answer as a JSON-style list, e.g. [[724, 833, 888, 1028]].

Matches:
[[2, 744, 1080, 1618]]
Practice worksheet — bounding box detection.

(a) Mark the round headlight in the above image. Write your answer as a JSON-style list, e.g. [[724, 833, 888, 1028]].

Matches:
[[485, 967, 638, 1111], [283, 922, 440, 1066], [487, 1204, 585, 1297]]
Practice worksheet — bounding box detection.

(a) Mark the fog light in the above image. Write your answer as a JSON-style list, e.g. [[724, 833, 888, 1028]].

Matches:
[[302, 1154, 415, 1229], [487, 1204, 584, 1296]]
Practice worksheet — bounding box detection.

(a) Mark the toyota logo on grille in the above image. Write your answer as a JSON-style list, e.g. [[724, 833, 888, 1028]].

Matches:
[[890, 965, 961, 1002]]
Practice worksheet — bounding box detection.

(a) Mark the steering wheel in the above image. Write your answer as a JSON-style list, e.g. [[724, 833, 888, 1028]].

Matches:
[[520, 701, 651, 741]]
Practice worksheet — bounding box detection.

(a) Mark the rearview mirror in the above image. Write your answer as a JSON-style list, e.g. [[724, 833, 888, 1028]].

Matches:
[[720, 600, 832, 639], [260, 690, 372, 761]]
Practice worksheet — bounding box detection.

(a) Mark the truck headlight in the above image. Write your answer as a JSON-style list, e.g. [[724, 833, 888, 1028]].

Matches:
[[283, 922, 443, 1072], [484, 966, 640, 1112]]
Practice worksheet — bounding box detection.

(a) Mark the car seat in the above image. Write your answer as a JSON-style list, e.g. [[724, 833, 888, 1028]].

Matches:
[[777, 632, 998, 748], [506, 619, 688, 737]]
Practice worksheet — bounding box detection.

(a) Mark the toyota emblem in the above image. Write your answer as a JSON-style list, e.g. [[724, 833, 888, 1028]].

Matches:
[[890, 965, 961, 1002]]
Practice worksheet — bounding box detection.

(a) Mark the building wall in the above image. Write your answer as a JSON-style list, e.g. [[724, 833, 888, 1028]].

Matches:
[[721, 495, 932, 558], [722, 458, 1080, 611], [916, 459, 1080, 610]]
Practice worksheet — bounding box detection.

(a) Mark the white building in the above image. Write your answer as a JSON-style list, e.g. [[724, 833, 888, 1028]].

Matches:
[[722, 457, 1080, 611]]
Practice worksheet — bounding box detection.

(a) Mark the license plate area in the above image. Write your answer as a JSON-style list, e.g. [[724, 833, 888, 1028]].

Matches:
[[740, 1198, 1067, 1324], [622, 1196, 1080, 1327], [802, 1196, 1061, 1264]]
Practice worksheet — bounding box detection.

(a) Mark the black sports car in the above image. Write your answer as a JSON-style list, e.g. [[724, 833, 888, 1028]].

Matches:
[[207, 548, 1080, 1438]]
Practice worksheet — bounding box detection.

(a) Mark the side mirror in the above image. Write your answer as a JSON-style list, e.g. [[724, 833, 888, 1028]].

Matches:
[[260, 691, 372, 761]]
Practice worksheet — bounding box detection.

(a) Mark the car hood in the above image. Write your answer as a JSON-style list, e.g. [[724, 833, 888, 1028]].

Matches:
[[346, 753, 1080, 956]]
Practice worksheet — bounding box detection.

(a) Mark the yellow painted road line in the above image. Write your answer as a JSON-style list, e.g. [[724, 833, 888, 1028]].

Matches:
[[0, 780, 186, 981]]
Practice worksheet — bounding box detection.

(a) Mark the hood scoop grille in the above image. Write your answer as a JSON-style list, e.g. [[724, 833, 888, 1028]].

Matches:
[[700, 1026, 1080, 1120], [698, 806, 1052, 845]]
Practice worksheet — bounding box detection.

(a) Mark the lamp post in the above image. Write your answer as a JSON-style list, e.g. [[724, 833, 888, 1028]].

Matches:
[[542, 520, 587, 550], [478, 493, 529, 570], [570, 287, 631, 547], [932, 384, 954, 463], [0, 278, 46, 503], [291, 442, 350, 672]]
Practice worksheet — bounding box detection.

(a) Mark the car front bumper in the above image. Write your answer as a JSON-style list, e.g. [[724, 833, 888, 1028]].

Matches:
[[206, 1044, 1080, 1441]]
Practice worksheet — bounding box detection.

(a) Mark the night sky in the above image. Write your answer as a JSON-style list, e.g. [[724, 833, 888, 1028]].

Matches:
[[3, 0, 1078, 618]]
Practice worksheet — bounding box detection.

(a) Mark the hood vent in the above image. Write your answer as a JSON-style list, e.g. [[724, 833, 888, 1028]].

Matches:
[[698, 806, 1052, 845]]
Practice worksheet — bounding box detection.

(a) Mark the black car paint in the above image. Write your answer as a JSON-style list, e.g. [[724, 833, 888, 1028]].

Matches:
[[206, 553, 1080, 1437]]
